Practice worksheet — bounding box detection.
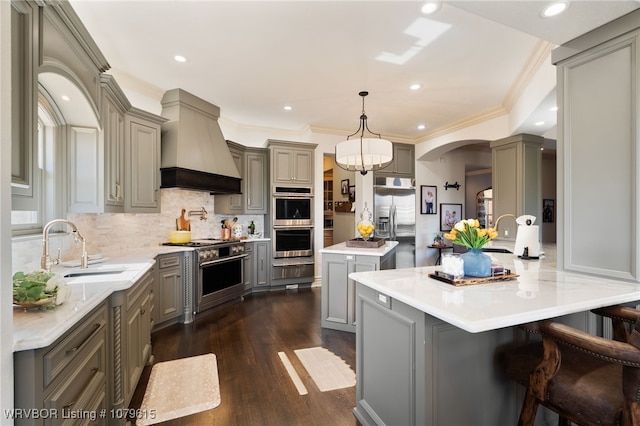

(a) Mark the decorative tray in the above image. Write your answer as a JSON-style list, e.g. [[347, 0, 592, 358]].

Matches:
[[428, 272, 519, 286], [345, 237, 386, 248]]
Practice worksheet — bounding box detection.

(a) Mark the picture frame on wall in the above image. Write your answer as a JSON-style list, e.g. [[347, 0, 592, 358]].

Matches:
[[440, 203, 462, 231], [341, 179, 350, 194], [349, 185, 356, 203], [543, 199, 554, 223], [420, 185, 437, 214]]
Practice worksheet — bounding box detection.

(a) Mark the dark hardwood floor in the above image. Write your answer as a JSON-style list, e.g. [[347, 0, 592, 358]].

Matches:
[[129, 287, 358, 425]]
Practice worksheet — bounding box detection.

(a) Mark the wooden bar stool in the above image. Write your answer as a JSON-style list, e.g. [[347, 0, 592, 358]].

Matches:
[[500, 305, 640, 426]]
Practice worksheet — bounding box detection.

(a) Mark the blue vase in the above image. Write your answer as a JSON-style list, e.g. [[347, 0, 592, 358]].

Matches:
[[461, 248, 492, 277]]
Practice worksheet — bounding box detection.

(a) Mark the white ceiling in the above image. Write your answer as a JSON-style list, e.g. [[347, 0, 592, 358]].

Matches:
[[68, 0, 640, 143]]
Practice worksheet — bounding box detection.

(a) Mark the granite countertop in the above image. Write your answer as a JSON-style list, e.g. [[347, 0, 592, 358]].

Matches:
[[13, 246, 190, 352], [320, 240, 399, 256], [349, 252, 640, 333]]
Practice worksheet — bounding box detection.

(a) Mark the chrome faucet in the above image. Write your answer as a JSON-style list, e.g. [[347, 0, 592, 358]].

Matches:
[[41, 219, 88, 272]]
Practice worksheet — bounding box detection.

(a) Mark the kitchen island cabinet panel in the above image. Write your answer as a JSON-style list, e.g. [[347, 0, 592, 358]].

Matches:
[[354, 284, 518, 426], [320, 243, 397, 333]]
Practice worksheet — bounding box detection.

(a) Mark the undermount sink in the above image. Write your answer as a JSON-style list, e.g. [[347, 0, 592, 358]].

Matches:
[[481, 247, 513, 253], [63, 267, 126, 278]]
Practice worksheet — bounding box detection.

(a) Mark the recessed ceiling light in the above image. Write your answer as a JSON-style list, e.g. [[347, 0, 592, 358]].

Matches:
[[541, 2, 569, 18], [421, 1, 441, 15], [283, 105, 293, 111], [550, 106, 558, 112], [174, 55, 187, 63], [417, 124, 427, 130], [61, 95, 71, 102], [535, 121, 545, 126], [409, 83, 423, 91]]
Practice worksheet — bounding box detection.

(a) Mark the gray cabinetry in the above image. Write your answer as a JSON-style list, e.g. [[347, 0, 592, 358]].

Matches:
[[255, 241, 271, 289], [353, 284, 518, 426], [101, 74, 130, 212], [321, 249, 396, 333], [155, 253, 184, 329], [374, 143, 414, 178], [215, 143, 268, 214], [14, 302, 109, 426], [110, 268, 153, 414], [244, 242, 254, 291], [268, 140, 316, 185], [124, 108, 166, 213], [552, 10, 640, 278]]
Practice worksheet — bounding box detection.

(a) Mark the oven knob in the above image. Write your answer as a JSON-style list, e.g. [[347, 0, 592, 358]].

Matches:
[[200, 251, 208, 260], [212, 249, 219, 258]]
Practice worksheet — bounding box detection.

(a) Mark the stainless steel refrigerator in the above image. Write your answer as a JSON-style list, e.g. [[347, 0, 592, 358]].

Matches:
[[374, 177, 416, 269]]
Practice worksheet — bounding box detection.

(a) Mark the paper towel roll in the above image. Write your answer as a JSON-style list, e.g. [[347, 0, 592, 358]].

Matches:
[[514, 225, 540, 257]]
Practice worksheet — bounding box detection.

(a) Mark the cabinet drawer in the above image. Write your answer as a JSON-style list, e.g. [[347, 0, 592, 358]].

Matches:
[[43, 304, 107, 388], [158, 254, 181, 269], [45, 330, 107, 423]]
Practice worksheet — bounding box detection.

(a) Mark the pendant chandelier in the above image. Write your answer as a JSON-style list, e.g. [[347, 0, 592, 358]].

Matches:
[[335, 91, 393, 175]]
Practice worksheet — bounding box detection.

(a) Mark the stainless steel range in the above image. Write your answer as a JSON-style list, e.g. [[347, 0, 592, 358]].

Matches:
[[163, 239, 246, 314]]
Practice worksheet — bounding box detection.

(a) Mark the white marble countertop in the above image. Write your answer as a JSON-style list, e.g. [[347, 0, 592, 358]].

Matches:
[[13, 246, 190, 352], [349, 252, 640, 333], [320, 240, 399, 256]]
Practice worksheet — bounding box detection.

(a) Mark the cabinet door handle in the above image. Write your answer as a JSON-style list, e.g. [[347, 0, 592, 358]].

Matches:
[[66, 323, 101, 355], [63, 367, 99, 409]]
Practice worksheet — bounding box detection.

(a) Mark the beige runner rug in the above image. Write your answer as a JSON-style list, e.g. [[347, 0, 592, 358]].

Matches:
[[293, 347, 356, 392], [137, 353, 221, 425]]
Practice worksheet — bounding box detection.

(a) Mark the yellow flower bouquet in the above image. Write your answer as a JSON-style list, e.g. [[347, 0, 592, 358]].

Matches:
[[444, 219, 498, 249]]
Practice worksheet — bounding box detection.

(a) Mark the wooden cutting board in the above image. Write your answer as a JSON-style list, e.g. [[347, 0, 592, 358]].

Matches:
[[176, 209, 191, 231]]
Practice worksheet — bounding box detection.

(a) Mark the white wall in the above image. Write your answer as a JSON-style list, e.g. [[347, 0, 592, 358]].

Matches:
[[415, 149, 492, 267]]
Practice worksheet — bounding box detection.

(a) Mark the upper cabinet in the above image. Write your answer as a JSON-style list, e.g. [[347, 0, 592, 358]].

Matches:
[[268, 140, 317, 186], [10, 1, 39, 208], [215, 142, 269, 215], [125, 108, 167, 213], [373, 143, 414, 178], [552, 10, 640, 279], [101, 74, 131, 212]]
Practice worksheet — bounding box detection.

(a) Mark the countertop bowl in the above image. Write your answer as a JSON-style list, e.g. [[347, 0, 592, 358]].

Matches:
[[169, 230, 191, 243]]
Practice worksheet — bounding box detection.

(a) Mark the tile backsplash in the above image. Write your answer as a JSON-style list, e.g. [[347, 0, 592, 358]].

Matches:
[[12, 188, 265, 273]]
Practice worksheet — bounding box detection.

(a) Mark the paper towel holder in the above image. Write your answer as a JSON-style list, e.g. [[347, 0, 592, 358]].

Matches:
[[514, 215, 540, 259]]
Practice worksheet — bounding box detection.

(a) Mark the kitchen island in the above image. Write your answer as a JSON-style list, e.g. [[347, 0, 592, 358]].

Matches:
[[349, 253, 640, 425], [320, 241, 398, 332]]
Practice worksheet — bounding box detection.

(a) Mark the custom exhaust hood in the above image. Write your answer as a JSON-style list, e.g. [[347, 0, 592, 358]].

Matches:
[[160, 88, 241, 194]]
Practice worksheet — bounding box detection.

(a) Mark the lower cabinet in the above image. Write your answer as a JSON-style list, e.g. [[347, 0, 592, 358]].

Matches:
[[321, 249, 396, 333], [110, 268, 153, 417], [154, 253, 184, 329], [14, 302, 109, 426], [244, 243, 255, 291], [255, 241, 271, 289]]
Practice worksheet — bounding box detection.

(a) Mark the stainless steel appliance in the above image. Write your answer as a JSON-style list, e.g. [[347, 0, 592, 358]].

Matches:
[[272, 226, 314, 258], [374, 176, 416, 268], [273, 186, 313, 226], [163, 239, 246, 313]]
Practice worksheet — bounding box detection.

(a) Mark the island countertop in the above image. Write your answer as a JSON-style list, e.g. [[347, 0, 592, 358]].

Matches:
[[349, 253, 640, 333], [320, 240, 399, 256]]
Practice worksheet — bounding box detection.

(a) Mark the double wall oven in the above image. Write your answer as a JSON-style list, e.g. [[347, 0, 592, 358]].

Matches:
[[272, 187, 315, 281], [163, 239, 246, 314]]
